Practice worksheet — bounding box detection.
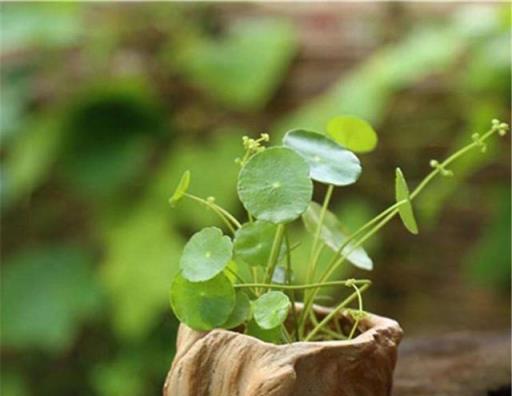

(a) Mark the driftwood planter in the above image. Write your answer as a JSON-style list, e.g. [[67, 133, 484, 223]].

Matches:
[[163, 306, 403, 396]]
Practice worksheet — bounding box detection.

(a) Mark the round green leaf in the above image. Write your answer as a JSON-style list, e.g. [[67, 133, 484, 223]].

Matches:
[[283, 129, 361, 186], [221, 291, 251, 329], [326, 116, 378, 153], [169, 272, 235, 331], [237, 147, 313, 224], [395, 168, 419, 235], [169, 170, 190, 207], [180, 227, 233, 282], [246, 319, 282, 343], [302, 202, 373, 270], [233, 220, 286, 267], [252, 291, 290, 330]]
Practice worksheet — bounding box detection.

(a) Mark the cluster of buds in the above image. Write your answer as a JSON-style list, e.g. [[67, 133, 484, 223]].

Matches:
[[472, 133, 488, 153], [235, 133, 270, 166], [430, 159, 453, 177], [492, 119, 509, 136]]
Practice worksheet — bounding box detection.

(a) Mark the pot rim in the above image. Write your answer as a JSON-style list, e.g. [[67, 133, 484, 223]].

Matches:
[[178, 304, 403, 351]]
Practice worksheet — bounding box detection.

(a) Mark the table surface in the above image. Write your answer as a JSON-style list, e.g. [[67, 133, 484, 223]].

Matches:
[[393, 331, 511, 396]]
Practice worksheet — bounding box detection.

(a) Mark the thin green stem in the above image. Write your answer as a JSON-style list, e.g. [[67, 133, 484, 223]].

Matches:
[[234, 279, 371, 291], [263, 224, 286, 289], [300, 124, 504, 331], [347, 284, 363, 340], [305, 283, 370, 341], [322, 210, 397, 284], [319, 326, 347, 340], [280, 324, 292, 344], [300, 184, 334, 337], [306, 184, 334, 284], [299, 200, 406, 335], [184, 193, 240, 233], [285, 230, 300, 341]]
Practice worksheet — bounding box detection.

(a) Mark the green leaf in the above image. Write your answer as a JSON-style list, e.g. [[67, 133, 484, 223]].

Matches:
[[326, 115, 378, 153], [221, 291, 252, 329], [252, 291, 290, 330], [233, 220, 286, 267], [302, 202, 373, 270], [174, 20, 297, 111], [237, 147, 313, 224], [2, 114, 64, 208], [0, 245, 101, 352], [246, 319, 282, 343], [395, 168, 419, 235], [169, 170, 190, 208], [169, 272, 235, 332], [283, 129, 361, 186], [180, 227, 232, 282]]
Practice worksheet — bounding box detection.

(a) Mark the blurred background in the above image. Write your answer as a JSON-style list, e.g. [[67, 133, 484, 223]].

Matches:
[[0, 2, 510, 395]]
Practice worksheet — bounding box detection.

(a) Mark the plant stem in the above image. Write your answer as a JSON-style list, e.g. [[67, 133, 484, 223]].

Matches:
[[298, 200, 406, 337], [234, 279, 371, 291], [184, 193, 241, 233], [306, 184, 334, 284], [300, 184, 334, 337], [285, 230, 300, 341], [300, 123, 505, 332], [304, 283, 370, 341], [263, 224, 286, 289], [347, 284, 363, 340]]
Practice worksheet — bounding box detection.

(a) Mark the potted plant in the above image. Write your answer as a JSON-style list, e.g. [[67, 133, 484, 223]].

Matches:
[[163, 118, 508, 396]]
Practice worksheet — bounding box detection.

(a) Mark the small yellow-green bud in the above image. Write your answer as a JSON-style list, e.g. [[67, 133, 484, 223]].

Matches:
[[430, 159, 439, 168]]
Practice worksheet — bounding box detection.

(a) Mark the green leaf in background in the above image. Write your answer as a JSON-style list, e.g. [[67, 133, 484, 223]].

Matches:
[[326, 115, 378, 153], [233, 220, 286, 267], [2, 114, 64, 208], [169, 170, 190, 208], [100, 203, 184, 340], [237, 147, 313, 224], [0, 3, 82, 53], [0, 245, 101, 352], [252, 291, 290, 330], [221, 291, 252, 329], [180, 227, 232, 282], [59, 79, 166, 199], [0, 65, 32, 141], [395, 168, 419, 235], [302, 202, 373, 271], [175, 19, 297, 111], [274, 24, 464, 137], [169, 272, 235, 331], [283, 129, 361, 186], [246, 319, 282, 343]]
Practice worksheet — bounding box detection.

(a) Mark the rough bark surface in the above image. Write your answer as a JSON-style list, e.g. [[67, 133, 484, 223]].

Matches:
[[163, 309, 403, 396]]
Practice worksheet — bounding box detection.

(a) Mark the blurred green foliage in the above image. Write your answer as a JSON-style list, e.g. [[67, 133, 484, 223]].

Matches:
[[1, 245, 101, 351], [0, 2, 509, 395]]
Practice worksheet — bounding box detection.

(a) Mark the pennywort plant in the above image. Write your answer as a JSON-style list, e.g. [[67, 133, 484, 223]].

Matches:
[[168, 118, 509, 343]]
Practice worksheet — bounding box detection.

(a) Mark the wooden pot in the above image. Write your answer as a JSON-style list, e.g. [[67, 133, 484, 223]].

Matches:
[[163, 306, 403, 396]]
